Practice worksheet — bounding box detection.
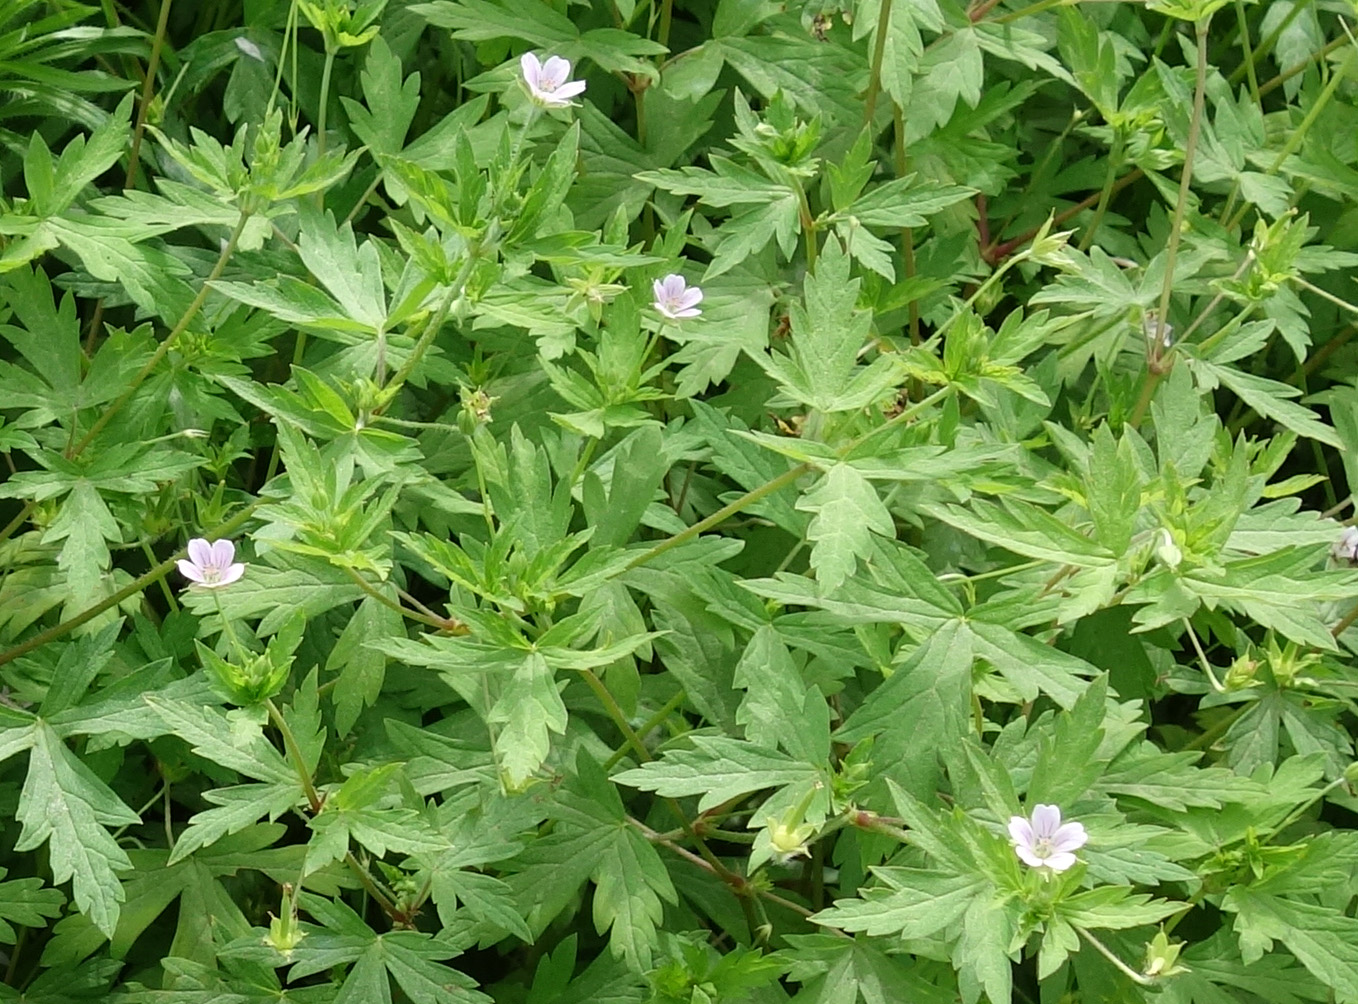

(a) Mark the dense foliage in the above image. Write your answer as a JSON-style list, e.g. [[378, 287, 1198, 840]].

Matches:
[[3, 0, 1358, 1001]]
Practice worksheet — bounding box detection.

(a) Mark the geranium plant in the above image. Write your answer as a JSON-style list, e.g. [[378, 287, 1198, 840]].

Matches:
[[2, 0, 1358, 1002]]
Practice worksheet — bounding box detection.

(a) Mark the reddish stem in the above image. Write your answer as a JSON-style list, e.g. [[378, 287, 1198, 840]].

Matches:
[[983, 168, 1145, 265]]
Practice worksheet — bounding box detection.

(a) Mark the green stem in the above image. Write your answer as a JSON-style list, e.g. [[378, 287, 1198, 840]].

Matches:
[[994, 0, 1066, 24], [1331, 600, 1358, 639], [1227, 50, 1351, 231], [1258, 775, 1349, 843], [265, 696, 322, 813], [796, 181, 817, 273], [1293, 277, 1358, 318], [142, 541, 179, 613], [0, 499, 264, 669], [628, 817, 822, 922], [1134, 16, 1210, 430], [72, 212, 252, 456], [852, 812, 911, 844], [604, 689, 687, 770], [1078, 134, 1122, 252], [625, 384, 949, 573], [342, 567, 455, 630], [378, 241, 486, 405], [580, 669, 650, 762], [344, 851, 399, 920], [1234, 0, 1261, 104], [1078, 928, 1154, 987], [0, 501, 36, 548], [657, 0, 674, 50], [626, 463, 811, 570], [861, 0, 893, 128], [1184, 704, 1248, 752], [892, 104, 920, 344], [125, 0, 173, 189], [1228, 0, 1311, 86], [316, 46, 337, 160]]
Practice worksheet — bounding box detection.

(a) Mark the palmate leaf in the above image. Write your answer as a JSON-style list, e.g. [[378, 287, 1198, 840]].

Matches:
[[14, 723, 139, 938], [779, 934, 956, 1004], [508, 752, 674, 971], [282, 895, 490, 1004], [812, 869, 988, 939], [1222, 889, 1358, 1002], [615, 737, 822, 813], [795, 463, 895, 593], [753, 237, 900, 412], [0, 868, 64, 944]]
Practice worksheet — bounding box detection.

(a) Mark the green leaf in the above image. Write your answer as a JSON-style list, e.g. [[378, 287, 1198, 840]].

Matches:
[[15, 723, 138, 937], [836, 621, 972, 802], [0, 870, 65, 944], [812, 869, 987, 938], [1084, 424, 1142, 554], [1191, 359, 1342, 449], [341, 36, 421, 157], [326, 594, 403, 737], [920, 497, 1116, 567], [487, 652, 567, 789], [795, 463, 895, 593], [1223, 889, 1358, 1000], [733, 625, 807, 751], [614, 737, 820, 813], [145, 697, 296, 784], [169, 783, 303, 865]]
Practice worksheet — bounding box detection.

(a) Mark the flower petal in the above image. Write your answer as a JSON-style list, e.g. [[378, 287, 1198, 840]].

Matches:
[[1050, 821, 1088, 853], [554, 79, 587, 100], [1007, 816, 1034, 847], [652, 278, 667, 302], [177, 559, 205, 583], [678, 287, 704, 309], [1014, 846, 1046, 868], [219, 563, 247, 587], [187, 538, 213, 567], [1045, 851, 1078, 872], [541, 55, 571, 85], [209, 539, 235, 568], [1031, 804, 1062, 839], [674, 306, 701, 318], [520, 52, 542, 85], [662, 274, 685, 298]]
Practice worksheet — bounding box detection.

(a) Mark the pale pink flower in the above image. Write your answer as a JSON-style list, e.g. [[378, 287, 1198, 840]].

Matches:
[[652, 274, 703, 320], [520, 53, 586, 107], [177, 537, 246, 589], [1008, 804, 1087, 872]]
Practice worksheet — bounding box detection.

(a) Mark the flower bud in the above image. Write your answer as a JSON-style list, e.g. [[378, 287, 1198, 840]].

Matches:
[[1143, 929, 1187, 979], [264, 884, 305, 959], [1153, 528, 1182, 570]]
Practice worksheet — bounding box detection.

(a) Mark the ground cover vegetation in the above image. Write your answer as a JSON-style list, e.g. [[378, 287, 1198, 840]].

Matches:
[[2, 0, 1358, 1000]]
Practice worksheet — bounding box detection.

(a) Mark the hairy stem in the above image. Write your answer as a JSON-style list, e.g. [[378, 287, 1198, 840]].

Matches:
[[265, 697, 322, 813], [1133, 16, 1211, 430], [0, 499, 264, 669], [72, 211, 252, 456], [861, 0, 893, 128], [125, 0, 173, 189]]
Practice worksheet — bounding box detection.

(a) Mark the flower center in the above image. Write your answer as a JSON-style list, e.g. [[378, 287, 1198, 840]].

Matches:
[[1033, 836, 1055, 858], [540, 77, 557, 91], [201, 565, 222, 584]]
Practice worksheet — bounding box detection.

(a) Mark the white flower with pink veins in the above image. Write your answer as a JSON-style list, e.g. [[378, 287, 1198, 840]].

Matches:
[[520, 53, 586, 107], [177, 537, 247, 589], [652, 274, 704, 320], [1008, 804, 1087, 872]]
